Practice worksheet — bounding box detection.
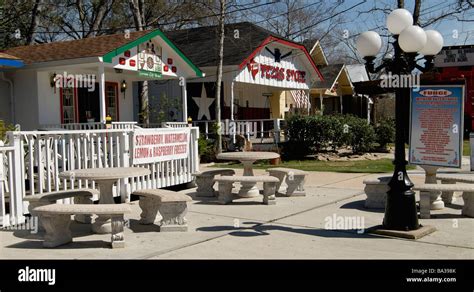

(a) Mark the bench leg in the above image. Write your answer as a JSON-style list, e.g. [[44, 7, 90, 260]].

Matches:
[[263, 182, 277, 205], [157, 202, 189, 232], [285, 174, 306, 197], [441, 180, 456, 204], [462, 192, 474, 218], [420, 192, 431, 219], [267, 171, 285, 194], [195, 176, 216, 197], [111, 215, 125, 248], [364, 184, 388, 209], [28, 201, 50, 232], [41, 214, 72, 248], [138, 196, 159, 225], [217, 182, 234, 204], [74, 196, 92, 224]]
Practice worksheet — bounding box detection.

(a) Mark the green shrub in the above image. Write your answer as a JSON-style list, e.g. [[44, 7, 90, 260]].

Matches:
[[283, 114, 376, 157], [198, 135, 216, 163], [375, 118, 395, 150], [0, 120, 14, 142]]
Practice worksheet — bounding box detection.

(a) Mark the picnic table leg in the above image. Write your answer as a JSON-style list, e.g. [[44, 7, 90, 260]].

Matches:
[[238, 160, 260, 198], [92, 179, 116, 234], [441, 180, 456, 204], [421, 166, 444, 210], [462, 192, 474, 217]]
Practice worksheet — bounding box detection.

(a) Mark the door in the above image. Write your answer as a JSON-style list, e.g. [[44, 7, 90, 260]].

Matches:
[[105, 82, 119, 121]]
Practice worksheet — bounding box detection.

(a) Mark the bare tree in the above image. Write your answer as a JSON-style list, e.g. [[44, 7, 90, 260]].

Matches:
[[215, 0, 225, 154]]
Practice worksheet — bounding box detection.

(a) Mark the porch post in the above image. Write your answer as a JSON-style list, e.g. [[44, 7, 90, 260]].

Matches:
[[230, 81, 234, 121], [230, 80, 235, 143], [307, 89, 311, 115], [319, 92, 324, 116], [340, 95, 343, 114], [182, 78, 188, 122], [98, 65, 106, 123]]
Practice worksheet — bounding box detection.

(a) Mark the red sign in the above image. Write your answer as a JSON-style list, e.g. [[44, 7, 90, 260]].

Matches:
[[246, 58, 306, 83]]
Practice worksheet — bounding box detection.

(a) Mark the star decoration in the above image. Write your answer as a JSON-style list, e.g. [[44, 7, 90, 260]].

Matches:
[[192, 84, 215, 120]]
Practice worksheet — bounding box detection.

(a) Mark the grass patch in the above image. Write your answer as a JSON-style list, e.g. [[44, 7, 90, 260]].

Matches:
[[212, 158, 416, 174], [464, 140, 470, 157]]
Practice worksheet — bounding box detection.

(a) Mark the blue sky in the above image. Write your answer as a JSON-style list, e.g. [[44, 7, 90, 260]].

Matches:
[[340, 0, 473, 46]]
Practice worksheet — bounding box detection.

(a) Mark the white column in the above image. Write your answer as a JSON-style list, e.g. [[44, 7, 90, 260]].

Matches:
[[319, 92, 324, 116], [339, 95, 343, 114], [98, 65, 106, 123], [230, 81, 234, 120], [182, 78, 187, 122]]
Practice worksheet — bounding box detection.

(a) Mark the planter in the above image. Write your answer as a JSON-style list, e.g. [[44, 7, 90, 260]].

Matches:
[[270, 157, 280, 165]]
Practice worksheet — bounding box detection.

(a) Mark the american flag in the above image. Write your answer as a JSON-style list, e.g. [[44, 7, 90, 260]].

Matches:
[[290, 90, 310, 109]]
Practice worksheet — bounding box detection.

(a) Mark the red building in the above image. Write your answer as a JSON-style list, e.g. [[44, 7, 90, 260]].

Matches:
[[434, 44, 474, 137]]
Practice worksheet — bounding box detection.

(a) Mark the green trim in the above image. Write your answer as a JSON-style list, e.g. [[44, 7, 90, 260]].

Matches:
[[102, 29, 204, 77]]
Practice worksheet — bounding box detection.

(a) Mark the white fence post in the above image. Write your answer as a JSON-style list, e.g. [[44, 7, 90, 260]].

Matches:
[[470, 132, 473, 171], [191, 127, 200, 174], [8, 132, 25, 225], [0, 141, 6, 227], [273, 119, 281, 144], [120, 131, 131, 202]]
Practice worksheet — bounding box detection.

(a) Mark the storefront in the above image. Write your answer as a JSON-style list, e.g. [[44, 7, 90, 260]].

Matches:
[[2, 29, 203, 130], [144, 22, 323, 124]]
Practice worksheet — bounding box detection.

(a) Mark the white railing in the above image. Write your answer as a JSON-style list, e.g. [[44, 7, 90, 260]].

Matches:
[[161, 122, 189, 128], [0, 126, 199, 227], [40, 121, 138, 130], [192, 118, 285, 143]]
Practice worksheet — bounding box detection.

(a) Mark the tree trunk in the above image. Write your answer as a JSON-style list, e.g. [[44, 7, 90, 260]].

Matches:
[[129, 0, 149, 124], [26, 0, 42, 45], [413, 0, 421, 25], [215, 0, 225, 154]]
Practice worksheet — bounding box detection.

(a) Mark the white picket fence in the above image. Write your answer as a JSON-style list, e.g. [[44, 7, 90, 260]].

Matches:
[[0, 126, 199, 227], [40, 121, 137, 130]]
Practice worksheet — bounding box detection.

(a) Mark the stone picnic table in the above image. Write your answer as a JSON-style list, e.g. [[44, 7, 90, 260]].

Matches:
[[59, 167, 151, 234], [216, 151, 280, 197]]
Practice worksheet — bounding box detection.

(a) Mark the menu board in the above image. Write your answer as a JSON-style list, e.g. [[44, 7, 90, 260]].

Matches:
[[409, 85, 465, 168]]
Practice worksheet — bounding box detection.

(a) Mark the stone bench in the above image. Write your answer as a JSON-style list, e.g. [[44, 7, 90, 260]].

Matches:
[[266, 167, 307, 197], [362, 176, 391, 209], [192, 169, 235, 197], [132, 189, 192, 232], [214, 175, 279, 205], [33, 203, 130, 248], [437, 174, 474, 204], [23, 189, 100, 229], [413, 184, 474, 218]]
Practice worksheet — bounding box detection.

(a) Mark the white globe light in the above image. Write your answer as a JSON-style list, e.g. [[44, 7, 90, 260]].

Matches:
[[399, 25, 427, 53], [387, 8, 413, 35], [356, 31, 382, 57], [420, 30, 444, 55]]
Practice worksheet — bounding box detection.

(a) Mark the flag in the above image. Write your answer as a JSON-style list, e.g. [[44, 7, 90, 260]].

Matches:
[[290, 90, 310, 109]]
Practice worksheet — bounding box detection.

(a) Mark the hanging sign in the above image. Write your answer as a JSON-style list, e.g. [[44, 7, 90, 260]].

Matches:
[[133, 128, 190, 164], [409, 84, 465, 168]]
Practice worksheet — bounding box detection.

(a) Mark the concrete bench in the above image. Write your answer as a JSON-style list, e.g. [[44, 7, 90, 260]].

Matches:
[[23, 189, 100, 229], [192, 169, 235, 197], [132, 189, 192, 232], [33, 203, 130, 248], [214, 175, 279, 205], [266, 167, 307, 197], [362, 176, 391, 208], [437, 174, 474, 204], [413, 184, 474, 218]]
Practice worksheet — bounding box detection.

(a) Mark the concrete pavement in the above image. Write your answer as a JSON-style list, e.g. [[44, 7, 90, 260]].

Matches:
[[0, 164, 473, 259]]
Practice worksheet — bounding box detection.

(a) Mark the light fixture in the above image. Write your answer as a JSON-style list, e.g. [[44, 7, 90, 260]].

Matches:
[[50, 72, 57, 88], [398, 25, 427, 53], [420, 30, 444, 56], [356, 31, 382, 57], [121, 80, 127, 93], [386, 8, 413, 35]]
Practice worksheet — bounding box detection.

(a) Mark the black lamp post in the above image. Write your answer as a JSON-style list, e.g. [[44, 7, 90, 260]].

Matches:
[[356, 9, 444, 231]]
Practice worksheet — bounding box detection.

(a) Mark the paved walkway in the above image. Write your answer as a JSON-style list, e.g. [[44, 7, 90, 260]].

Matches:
[[1, 164, 473, 259]]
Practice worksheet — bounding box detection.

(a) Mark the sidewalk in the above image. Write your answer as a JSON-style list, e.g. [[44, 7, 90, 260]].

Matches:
[[1, 165, 473, 259]]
